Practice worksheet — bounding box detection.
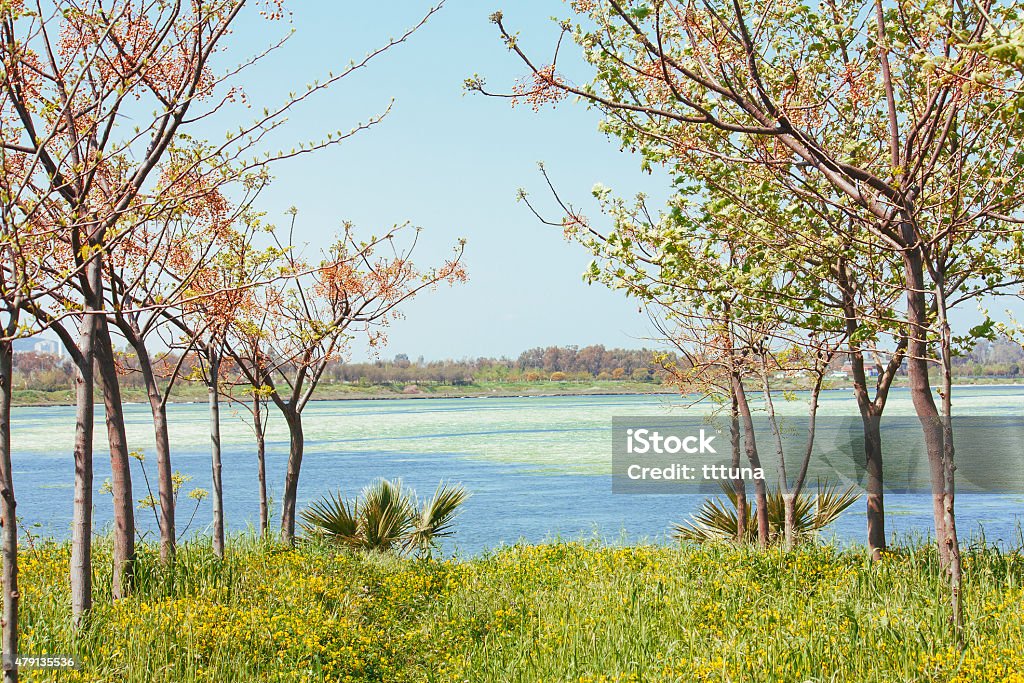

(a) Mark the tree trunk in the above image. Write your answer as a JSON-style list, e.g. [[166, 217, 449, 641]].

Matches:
[[132, 336, 175, 563], [862, 413, 886, 559], [760, 368, 792, 548], [901, 248, 950, 566], [0, 335, 19, 682], [93, 320, 135, 599], [935, 279, 963, 637], [941, 376, 963, 637], [731, 372, 769, 545], [840, 258, 893, 561], [848, 344, 887, 560], [782, 496, 796, 550], [70, 313, 96, 624], [280, 409, 304, 545], [254, 393, 268, 537], [730, 393, 747, 543], [788, 373, 825, 551], [208, 352, 224, 559]]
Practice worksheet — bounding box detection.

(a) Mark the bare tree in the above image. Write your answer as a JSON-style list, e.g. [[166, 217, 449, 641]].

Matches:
[[228, 221, 467, 543]]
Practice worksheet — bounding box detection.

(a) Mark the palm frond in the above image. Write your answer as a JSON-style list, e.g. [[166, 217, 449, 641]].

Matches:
[[672, 480, 861, 545], [359, 478, 414, 552], [299, 490, 361, 546], [407, 482, 471, 555], [672, 486, 743, 542], [301, 478, 469, 556], [811, 481, 861, 530]]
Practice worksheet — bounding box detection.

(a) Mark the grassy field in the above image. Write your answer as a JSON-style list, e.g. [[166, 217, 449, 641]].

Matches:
[[17, 537, 1024, 682]]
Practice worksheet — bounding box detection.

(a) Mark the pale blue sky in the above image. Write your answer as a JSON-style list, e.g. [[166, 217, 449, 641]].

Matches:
[[217, 1, 663, 361], [198, 1, 1011, 363]]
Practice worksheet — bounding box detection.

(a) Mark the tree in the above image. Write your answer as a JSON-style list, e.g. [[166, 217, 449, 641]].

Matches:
[[0, 314, 16, 683], [229, 222, 466, 544], [477, 0, 1024, 629], [0, 205, 49, 681], [223, 381, 272, 536], [103, 159, 267, 563], [222, 299, 275, 537], [170, 219, 283, 557], [537, 190, 779, 544], [667, 164, 908, 558], [3, 0, 443, 615], [1, 0, 257, 620], [220, 275, 276, 537]]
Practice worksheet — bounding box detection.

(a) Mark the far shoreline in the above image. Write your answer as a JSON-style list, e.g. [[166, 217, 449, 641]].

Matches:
[[11, 378, 1024, 409]]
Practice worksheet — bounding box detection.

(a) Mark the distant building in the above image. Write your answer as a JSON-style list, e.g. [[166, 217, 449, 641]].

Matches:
[[12, 337, 65, 358]]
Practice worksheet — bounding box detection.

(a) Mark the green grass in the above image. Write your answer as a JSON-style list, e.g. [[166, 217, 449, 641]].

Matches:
[[15, 537, 1024, 682]]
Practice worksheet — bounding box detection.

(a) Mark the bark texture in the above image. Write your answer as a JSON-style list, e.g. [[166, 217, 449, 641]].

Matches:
[[129, 332, 175, 563], [208, 353, 224, 559], [94, 320, 135, 598], [280, 409, 304, 545], [0, 336, 19, 682]]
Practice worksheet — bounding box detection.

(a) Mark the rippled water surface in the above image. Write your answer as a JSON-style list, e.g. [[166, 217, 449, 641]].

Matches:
[[11, 386, 1024, 552]]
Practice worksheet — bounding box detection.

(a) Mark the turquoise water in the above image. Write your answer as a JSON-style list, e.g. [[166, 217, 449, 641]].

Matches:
[[10, 386, 1024, 552]]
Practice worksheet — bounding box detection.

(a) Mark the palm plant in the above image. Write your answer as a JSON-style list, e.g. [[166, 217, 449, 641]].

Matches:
[[672, 481, 860, 545], [407, 482, 473, 557], [300, 479, 470, 557]]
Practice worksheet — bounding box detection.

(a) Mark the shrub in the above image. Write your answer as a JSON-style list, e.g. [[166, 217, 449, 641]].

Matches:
[[300, 478, 470, 558], [672, 481, 860, 544]]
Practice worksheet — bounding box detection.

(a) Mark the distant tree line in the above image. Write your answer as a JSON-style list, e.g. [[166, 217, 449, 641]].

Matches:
[[951, 337, 1024, 377], [14, 338, 1024, 394], [12, 345, 672, 391], [332, 345, 670, 384]]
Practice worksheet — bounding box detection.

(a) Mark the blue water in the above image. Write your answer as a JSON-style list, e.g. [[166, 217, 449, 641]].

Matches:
[[10, 386, 1024, 553]]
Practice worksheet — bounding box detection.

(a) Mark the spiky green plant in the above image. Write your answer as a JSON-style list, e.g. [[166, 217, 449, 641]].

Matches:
[[407, 482, 473, 557], [359, 478, 416, 552], [672, 481, 861, 545], [300, 490, 362, 545], [301, 478, 469, 557]]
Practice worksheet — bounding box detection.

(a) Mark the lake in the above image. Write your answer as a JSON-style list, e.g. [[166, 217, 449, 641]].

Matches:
[[10, 385, 1024, 553]]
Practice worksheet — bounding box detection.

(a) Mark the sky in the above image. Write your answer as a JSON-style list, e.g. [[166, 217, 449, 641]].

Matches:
[[204, 0, 665, 362], [97, 0, 1014, 364]]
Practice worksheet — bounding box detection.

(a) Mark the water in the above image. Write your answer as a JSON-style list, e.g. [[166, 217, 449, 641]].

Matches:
[[10, 386, 1024, 553]]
